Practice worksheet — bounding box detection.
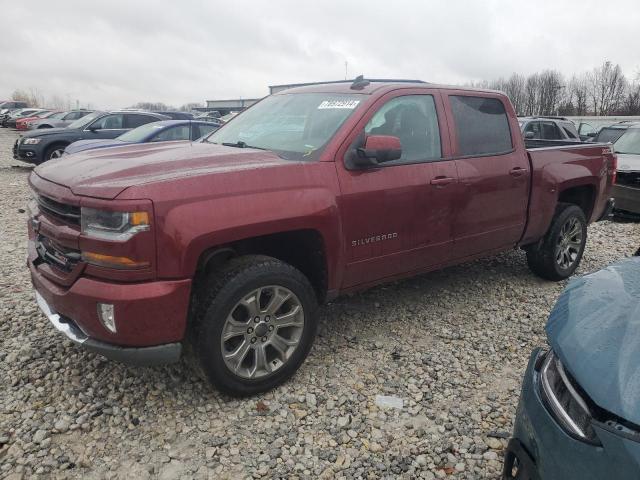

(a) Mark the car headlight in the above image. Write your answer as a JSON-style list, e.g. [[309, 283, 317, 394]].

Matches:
[[23, 138, 42, 145], [80, 207, 150, 241], [538, 350, 600, 445]]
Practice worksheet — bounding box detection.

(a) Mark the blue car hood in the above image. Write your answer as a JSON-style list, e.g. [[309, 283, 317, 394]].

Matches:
[[65, 139, 132, 155], [547, 257, 640, 425]]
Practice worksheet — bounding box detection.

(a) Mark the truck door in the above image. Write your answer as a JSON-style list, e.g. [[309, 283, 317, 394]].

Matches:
[[443, 92, 529, 258], [335, 90, 458, 288]]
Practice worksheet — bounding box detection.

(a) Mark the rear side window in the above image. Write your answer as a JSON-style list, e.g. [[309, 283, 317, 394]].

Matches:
[[541, 122, 562, 140], [125, 114, 158, 128], [450, 96, 512, 156], [561, 124, 578, 139], [193, 123, 218, 139], [151, 125, 190, 142]]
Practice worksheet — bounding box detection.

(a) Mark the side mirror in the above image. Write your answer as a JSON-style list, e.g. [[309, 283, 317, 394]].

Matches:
[[347, 135, 402, 169], [524, 131, 535, 139], [586, 132, 596, 138]]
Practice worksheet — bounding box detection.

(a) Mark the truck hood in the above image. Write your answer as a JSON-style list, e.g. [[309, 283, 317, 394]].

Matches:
[[617, 153, 640, 172], [34, 141, 294, 199], [546, 257, 640, 425]]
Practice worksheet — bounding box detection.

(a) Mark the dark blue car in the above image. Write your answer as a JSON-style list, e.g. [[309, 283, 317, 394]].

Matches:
[[64, 120, 219, 155], [504, 254, 640, 480]]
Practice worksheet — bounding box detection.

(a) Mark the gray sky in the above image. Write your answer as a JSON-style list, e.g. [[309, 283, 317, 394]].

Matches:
[[2, 0, 639, 109]]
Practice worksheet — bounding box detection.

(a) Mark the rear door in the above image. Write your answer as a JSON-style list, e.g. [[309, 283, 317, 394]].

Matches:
[[444, 92, 529, 258], [335, 89, 459, 288]]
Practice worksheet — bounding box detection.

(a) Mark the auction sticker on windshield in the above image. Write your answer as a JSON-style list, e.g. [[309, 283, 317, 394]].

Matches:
[[317, 100, 360, 109]]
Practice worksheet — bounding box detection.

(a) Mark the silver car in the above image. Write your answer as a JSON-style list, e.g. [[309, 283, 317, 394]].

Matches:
[[518, 116, 581, 142], [29, 110, 94, 130]]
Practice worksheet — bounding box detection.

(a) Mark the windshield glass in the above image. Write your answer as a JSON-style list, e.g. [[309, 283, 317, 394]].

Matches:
[[596, 127, 627, 144], [205, 93, 364, 161], [117, 122, 165, 142], [614, 128, 640, 155], [68, 111, 103, 129]]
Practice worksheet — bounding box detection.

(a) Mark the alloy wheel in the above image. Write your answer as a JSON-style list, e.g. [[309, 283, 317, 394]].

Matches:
[[555, 217, 583, 269], [220, 285, 305, 379]]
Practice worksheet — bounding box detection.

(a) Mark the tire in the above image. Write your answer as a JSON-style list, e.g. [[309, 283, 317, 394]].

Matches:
[[526, 203, 587, 281], [190, 255, 319, 396], [44, 143, 68, 160]]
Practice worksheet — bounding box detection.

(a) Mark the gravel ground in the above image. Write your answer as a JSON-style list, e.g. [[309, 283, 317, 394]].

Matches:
[[0, 127, 638, 480]]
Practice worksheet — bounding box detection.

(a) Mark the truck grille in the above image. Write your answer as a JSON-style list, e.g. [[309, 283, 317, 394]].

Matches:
[[616, 171, 640, 188], [36, 235, 81, 272], [37, 195, 81, 226]]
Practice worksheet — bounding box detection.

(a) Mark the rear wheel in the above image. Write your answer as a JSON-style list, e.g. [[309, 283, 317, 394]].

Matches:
[[526, 203, 587, 281], [190, 255, 318, 396]]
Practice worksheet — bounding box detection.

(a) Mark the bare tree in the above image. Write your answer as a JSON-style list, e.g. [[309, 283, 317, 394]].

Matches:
[[588, 61, 627, 115]]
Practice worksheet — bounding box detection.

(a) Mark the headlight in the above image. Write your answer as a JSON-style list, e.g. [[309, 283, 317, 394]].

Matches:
[[538, 350, 600, 445], [81, 207, 150, 241], [23, 138, 42, 145]]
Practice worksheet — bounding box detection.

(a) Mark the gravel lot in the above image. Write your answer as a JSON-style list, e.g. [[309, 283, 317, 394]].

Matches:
[[0, 127, 638, 480]]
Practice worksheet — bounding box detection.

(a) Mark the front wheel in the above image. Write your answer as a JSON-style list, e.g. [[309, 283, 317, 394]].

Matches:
[[44, 144, 67, 160], [526, 203, 587, 281], [191, 255, 318, 396]]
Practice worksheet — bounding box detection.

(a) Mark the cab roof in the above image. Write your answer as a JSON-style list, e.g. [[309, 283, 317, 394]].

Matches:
[[273, 77, 504, 96]]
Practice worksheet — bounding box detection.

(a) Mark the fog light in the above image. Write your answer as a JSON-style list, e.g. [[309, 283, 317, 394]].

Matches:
[[97, 303, 116, 333]]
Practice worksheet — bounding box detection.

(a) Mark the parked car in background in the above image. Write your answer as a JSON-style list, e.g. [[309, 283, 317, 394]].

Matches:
[[518, 116, 581, 142], [219, 112, 239, 123], [2, 109, 48, 128], [503, 254, 640, 480], [151, 111, 194, 120], [591, 122, 634, 144], [16, 111, 59, 131], [0, 100, 29, 114], [26, 79, 615, 395], [610, 123, 640, 217], [64, 120, 219, 155], [14, 110, 169, 163], [28, 109, 94, 130]]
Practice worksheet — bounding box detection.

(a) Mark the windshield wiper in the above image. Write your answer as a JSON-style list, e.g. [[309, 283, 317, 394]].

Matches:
[[220, 141, 267, 150]]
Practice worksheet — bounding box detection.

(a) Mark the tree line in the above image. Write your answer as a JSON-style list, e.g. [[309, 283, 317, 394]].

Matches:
[[470, 61, 640, 117]]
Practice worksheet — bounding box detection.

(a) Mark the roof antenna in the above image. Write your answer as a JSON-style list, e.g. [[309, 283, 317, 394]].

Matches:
[[350, 75, 370, 90]]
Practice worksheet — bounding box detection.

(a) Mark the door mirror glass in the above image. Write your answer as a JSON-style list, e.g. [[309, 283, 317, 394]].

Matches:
[[524, 131, 535, 139]]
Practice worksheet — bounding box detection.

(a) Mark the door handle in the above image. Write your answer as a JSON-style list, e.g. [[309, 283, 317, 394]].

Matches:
[[509, 167, 527, 177], [430, 176, 455, 187]]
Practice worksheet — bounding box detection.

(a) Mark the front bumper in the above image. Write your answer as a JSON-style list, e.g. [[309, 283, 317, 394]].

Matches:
[[612, 184, 640, 215], [13, 138, 42, 164], [505, 349, 640, 480], [30, 254, 192, 365], [35, 291, 182, 366]]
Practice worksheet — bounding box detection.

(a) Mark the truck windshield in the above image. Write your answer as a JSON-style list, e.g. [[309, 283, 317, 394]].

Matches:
[[204, 93, 364, 161], [614, 128, 640, 155]]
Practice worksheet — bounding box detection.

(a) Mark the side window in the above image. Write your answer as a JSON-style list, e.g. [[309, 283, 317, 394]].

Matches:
[[364, 95, 441, 162], [125, 114, 157, 129], [88, 114, 124, 130], [524, 121, 542, 138], [450, 96, 512, 156], [561, 124, 578, 139], [151, 125, 190, 142], [193, 123, 218, 139], [579, 123, 595, 136], [541, 122, 562, 140]]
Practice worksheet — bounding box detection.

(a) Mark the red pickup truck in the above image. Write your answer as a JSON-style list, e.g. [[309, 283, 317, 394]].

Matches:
[[27, 79, 615, 395]]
